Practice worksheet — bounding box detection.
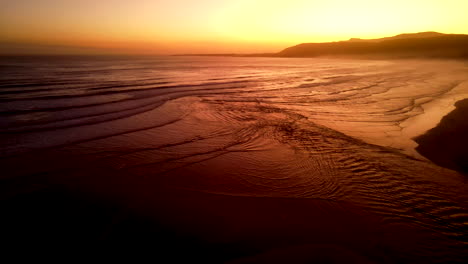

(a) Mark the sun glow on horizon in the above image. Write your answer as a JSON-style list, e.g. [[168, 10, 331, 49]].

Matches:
[[1, 0, 467, 54]]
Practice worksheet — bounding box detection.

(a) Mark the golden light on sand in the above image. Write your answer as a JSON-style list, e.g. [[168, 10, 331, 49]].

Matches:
[[1, 0, 467, 54]]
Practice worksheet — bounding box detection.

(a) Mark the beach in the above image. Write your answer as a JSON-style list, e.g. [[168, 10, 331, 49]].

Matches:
[[1, 56, 467, 262]]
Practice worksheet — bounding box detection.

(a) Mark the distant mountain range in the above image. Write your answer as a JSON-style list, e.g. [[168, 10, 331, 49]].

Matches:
[[276, 32, 468, 59], [177, 32, 468, 59]]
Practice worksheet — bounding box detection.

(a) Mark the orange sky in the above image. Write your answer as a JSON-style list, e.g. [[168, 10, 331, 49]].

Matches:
[[1, 0, 467, 54]]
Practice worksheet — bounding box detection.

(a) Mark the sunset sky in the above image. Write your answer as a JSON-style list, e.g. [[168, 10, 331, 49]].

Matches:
[[1, 0, 467, 54]]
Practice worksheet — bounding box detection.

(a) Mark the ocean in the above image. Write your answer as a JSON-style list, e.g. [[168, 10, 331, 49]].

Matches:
[[1, 56, 467, 262]]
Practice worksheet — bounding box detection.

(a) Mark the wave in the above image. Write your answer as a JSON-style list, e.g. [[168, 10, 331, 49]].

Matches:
[[1, 57, 468, 262]]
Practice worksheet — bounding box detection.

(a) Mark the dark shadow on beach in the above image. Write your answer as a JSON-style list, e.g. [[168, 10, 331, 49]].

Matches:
[[415, 99, 468, 174]]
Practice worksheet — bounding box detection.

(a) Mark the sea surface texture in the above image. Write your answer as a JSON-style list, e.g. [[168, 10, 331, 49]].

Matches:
[[1, 56, 467, 263]]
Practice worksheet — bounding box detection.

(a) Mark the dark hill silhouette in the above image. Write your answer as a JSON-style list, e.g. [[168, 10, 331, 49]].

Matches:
[[348, 32, 445, 43], [277, 32, 468, 59]]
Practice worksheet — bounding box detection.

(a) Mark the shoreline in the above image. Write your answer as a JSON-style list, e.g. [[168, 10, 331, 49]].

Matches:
[[399, 80, 468, 158], [415, 98, 468, 174]]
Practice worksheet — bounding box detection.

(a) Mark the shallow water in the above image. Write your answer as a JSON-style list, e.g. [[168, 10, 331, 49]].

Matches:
[[1, 56, 467, 262]]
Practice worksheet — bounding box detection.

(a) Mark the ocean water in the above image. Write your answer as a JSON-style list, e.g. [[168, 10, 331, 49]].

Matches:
[[1, 56, 467, 262]]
